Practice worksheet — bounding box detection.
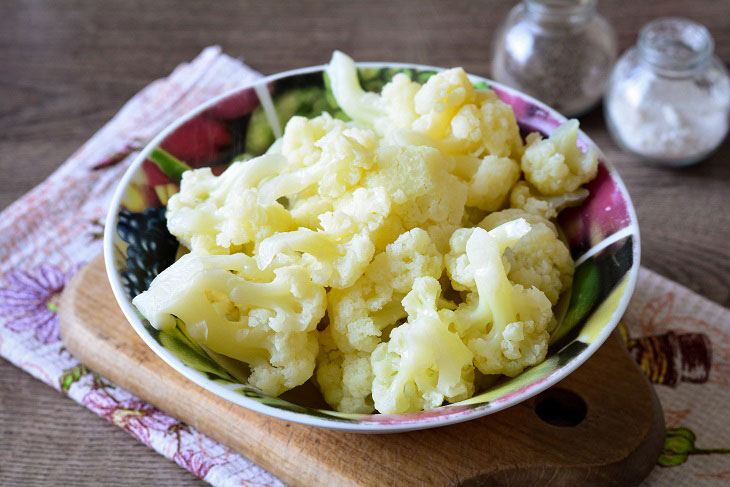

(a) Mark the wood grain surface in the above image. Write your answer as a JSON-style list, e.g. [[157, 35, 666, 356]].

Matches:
[[1, 0, 728, 485], [59, 255, 665, 487]]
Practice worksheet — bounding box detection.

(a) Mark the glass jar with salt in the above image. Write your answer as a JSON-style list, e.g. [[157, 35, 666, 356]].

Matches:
[[491, 0, 617, 117], [605, 18, 730, 167]]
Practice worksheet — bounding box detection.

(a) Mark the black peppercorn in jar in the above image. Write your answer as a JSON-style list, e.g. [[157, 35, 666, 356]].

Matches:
[[491, 0, 617, 117]]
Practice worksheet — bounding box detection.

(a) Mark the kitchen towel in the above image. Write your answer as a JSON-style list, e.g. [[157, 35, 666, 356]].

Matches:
[[0, 46, 728, 486]]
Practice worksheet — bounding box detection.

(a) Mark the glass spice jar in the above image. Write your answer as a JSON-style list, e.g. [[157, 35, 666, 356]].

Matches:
[[604, 18, 730, 167], [491, 0, 617, 117]]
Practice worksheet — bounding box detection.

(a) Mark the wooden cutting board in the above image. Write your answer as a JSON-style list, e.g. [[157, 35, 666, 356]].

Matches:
[[59, 255, 665, 486]]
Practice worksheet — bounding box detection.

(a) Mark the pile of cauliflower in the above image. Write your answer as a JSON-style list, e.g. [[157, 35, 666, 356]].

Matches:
[[133, 52, 598, 414]]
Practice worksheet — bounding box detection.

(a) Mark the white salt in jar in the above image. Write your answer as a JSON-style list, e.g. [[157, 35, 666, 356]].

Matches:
[[605, 18, 730, 167]]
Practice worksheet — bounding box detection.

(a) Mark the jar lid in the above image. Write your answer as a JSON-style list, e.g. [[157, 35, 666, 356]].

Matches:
[[638, 18, 714, 72]]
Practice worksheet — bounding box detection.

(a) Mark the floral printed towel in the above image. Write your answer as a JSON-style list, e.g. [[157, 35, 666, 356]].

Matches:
[[0, 46, 728, 486], [627, 271, 730, 485]]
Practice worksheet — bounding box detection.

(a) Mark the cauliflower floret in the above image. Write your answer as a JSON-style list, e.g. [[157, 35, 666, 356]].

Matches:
[[371, 277, 474, 414], [328, 52, 523, 159], [380, 73, 421, 130], [509, 180, 589, 220], [367, 144, 466, 227], [246, 331, 319, 398], [132, 253, 326, 396], [328, 228, 443, 353], [444, 230, 474, 293], [452, 154, 521, 212], [287, 192, 334, 230], [480, 209, 574, 305], [257, 113, 378, 204], [446, 218, 533, 292], [277, 113, 337, 167], [368, 228, 444, 295], [446, 223, 552, 376], [521, 119, 598, 196], [166, 155, 295, 255], [331, 185, 404, 251], [474, 90, 524, 159], [386, 89, 524, 160], [477, 208, 557, 234], [256, 187, 394, 289], [365, 143, 466, 252], [410, 70, 523, 159], [315, 327, 375, 413], [326, 51, 386, 126], [411, 68, 478, 140], [256, 228, 374, 290], [329, 186, 392, 239]]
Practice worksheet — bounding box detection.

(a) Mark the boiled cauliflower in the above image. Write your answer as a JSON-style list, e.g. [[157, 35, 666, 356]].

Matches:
[[316, 326, 375, 413], [452, 154, 521, 212], [480, 209, 573, 306], [417, 85, 524, 159], [132, 253, 325, 395], [328, 51, 523, 159], [410, 67, 478, 141], [380, 73, 420, 129], [287, 192, 334, 230], [327, 228, 443, 354], [257, 113, 378, 205], [326, 51, 386, 126], [472, 89, 524, 159], [447, 223, 552, 377], [255, 228, 373, 290], [132, 51, 600, 415], [521, 119, 598, 195], [509, 181, 589, 220], [364, 143, 466, 252], [255, 187, 393, 289], [166, 154, 294, 255], [371, 277, 474, 414], [329, 185, 403, 251]]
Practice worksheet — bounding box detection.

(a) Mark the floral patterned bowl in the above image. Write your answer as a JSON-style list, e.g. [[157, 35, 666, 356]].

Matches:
[[104, 62, 640, 433]]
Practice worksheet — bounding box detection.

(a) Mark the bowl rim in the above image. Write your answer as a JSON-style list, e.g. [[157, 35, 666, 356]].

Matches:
[[104, 61, 641, 433]]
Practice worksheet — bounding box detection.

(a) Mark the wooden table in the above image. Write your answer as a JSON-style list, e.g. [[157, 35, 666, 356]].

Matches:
[[1, 1, 728, 485]]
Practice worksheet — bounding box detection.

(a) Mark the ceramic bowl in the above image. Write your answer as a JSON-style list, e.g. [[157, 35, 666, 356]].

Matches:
[[104, 62, 640, 433]]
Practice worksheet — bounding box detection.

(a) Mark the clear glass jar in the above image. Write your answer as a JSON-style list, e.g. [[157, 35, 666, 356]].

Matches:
[[604, 18, 730, 167], [491, 0, 617, 116]]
